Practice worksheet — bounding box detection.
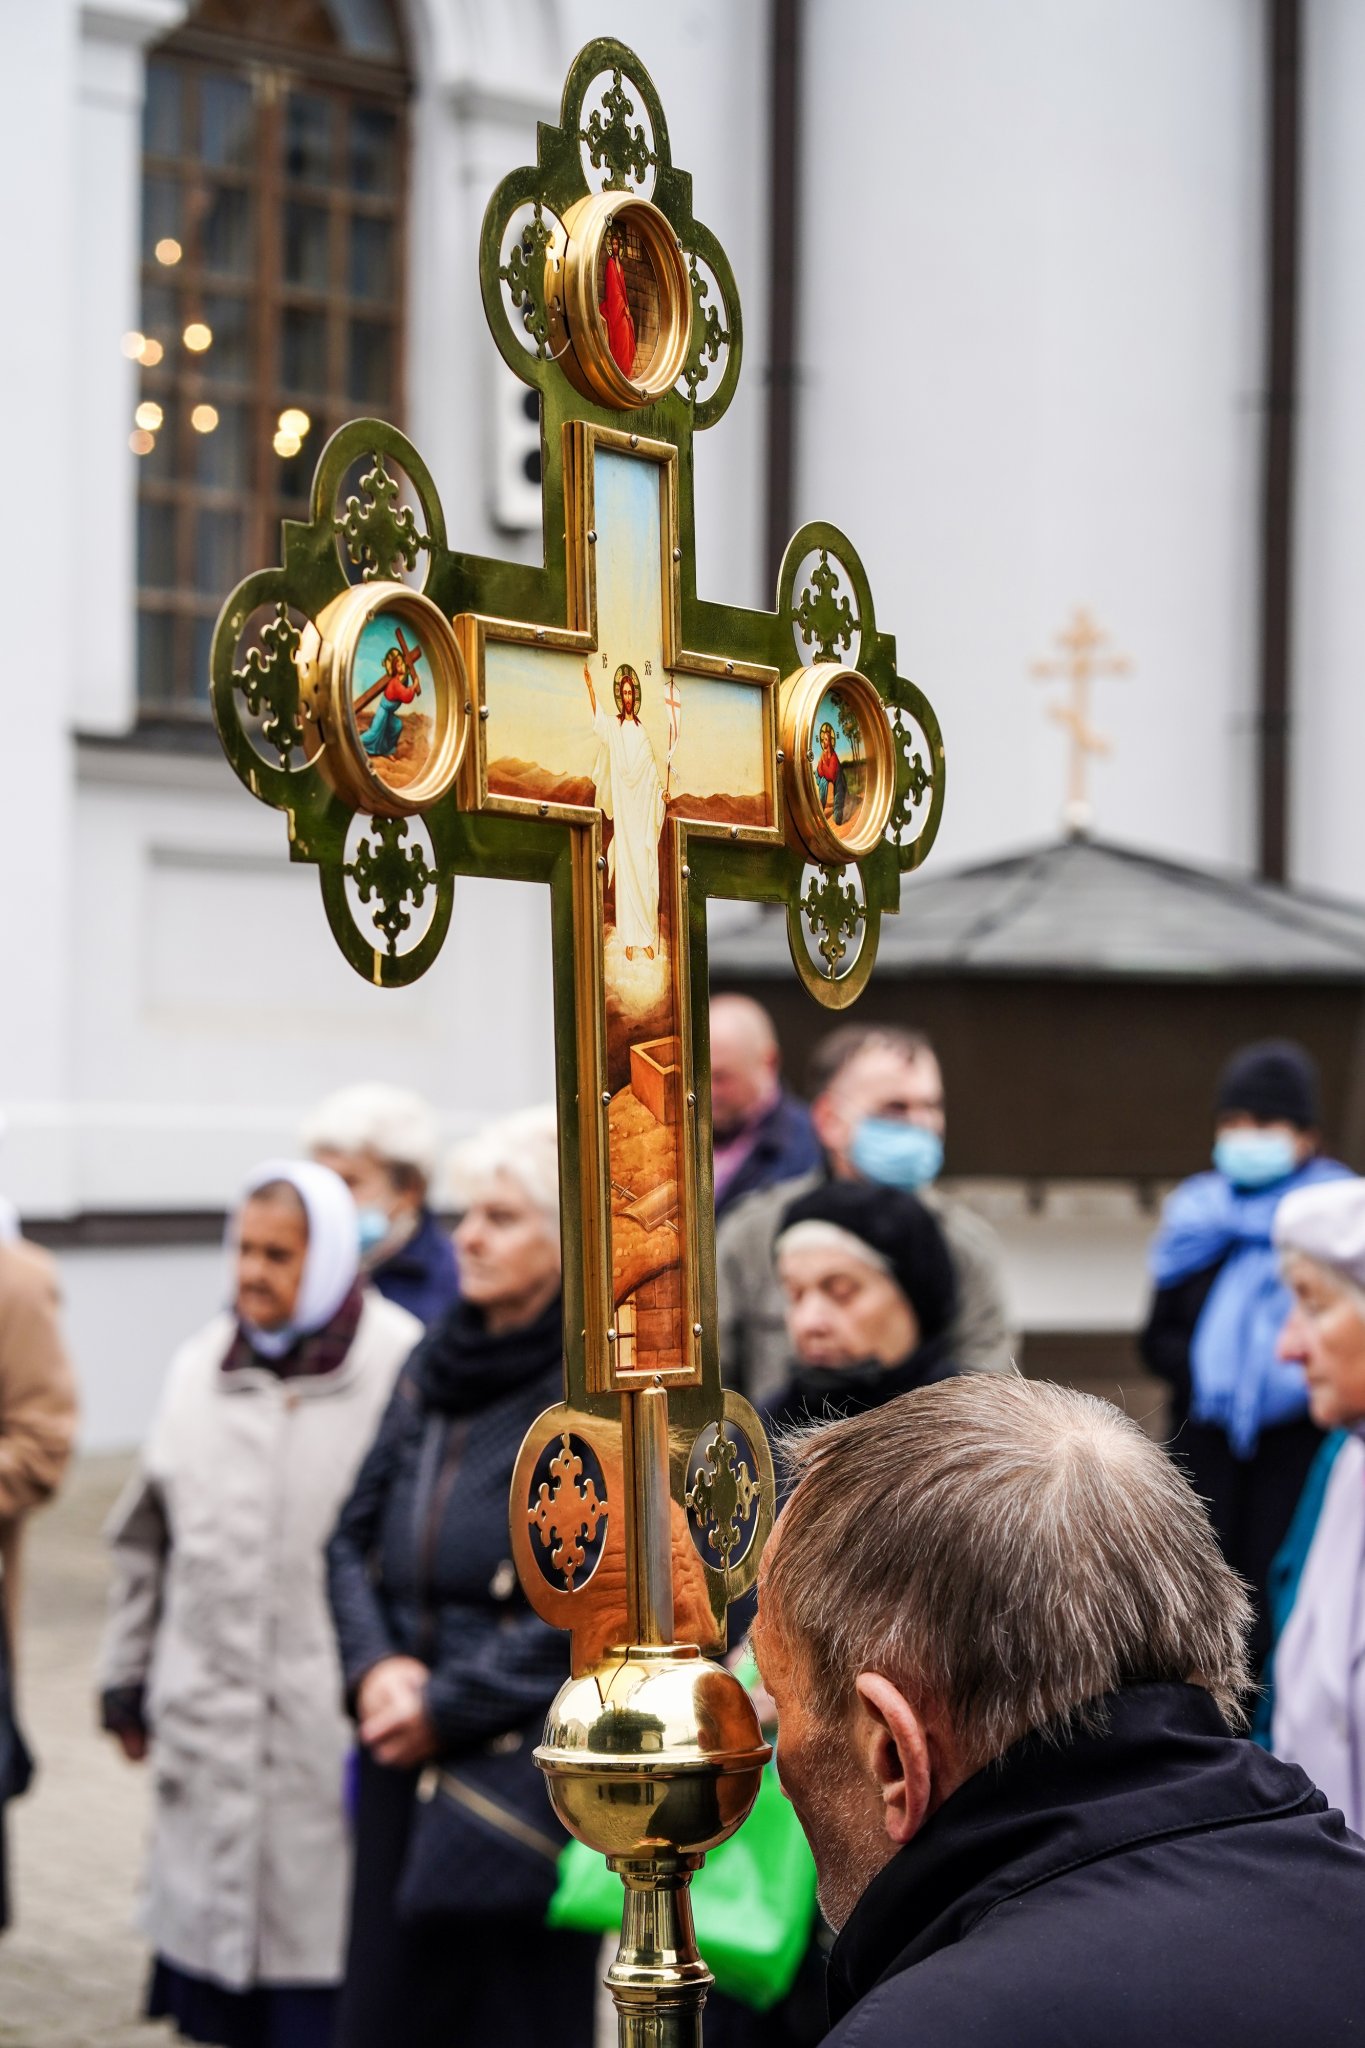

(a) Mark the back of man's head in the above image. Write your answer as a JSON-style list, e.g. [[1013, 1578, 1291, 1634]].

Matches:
[[709, 994, 782, 1138], [762, 1375, 1252, 1773]]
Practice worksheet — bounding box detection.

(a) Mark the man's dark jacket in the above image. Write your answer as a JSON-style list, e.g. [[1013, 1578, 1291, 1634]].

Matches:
[[713, 1088, 821, 1220], [824, 1682, 1365, 2047], [371, 1205, 459, 1328]]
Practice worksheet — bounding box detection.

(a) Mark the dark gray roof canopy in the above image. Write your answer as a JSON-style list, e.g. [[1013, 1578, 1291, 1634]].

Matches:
[[709, 837, 1365, 983]]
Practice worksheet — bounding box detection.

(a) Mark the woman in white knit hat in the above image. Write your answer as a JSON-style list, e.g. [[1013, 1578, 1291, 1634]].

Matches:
[[1261, 1177, 1365, 1824]]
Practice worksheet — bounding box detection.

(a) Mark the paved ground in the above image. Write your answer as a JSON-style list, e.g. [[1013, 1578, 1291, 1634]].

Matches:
[[0, 1454, 170, 2048]]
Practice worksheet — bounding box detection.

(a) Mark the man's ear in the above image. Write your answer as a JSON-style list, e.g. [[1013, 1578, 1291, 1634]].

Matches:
[[810, 1090, 844, 1158], [853, 1672, 933, 1848]]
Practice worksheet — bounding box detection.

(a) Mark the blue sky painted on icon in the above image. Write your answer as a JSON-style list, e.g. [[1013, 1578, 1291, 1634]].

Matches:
[[484, 448, 767, 800]]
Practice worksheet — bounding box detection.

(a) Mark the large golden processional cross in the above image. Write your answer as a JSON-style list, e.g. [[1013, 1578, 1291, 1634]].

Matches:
[[210, 42, 944, 2045]]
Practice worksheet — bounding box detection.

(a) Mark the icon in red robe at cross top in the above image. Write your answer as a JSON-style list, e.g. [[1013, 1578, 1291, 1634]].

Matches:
[[600, 232, 637, 376]]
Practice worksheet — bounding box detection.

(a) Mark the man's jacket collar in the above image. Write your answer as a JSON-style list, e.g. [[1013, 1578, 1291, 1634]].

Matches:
[[827, 1682, 1320, 2026]]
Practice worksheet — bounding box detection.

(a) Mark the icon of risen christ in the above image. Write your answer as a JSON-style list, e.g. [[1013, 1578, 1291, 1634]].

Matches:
[[584, 661, 665, 959]]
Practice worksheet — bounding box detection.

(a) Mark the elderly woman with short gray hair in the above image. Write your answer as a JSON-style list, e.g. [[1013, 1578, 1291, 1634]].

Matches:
[[1261, 1177, 1365, 1824]]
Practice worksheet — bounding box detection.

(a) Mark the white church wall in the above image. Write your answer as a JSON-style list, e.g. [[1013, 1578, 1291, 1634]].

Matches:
[[72, 2, 185, 738], [29, 746, 556, 1214], [1291, 0, 1365, 901], [60, 1243, 225, 1452], [797, 0, 1266, 873], [1, 1, 81, 1216]]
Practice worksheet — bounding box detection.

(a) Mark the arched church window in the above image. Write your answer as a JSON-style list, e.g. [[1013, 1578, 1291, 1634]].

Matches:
[[132, 0, 409, 714]]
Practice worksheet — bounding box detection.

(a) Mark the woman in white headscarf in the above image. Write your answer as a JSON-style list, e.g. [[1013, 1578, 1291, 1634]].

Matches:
[[97, 1162, 421, 2048], [1260, 1176, 1365, 1830]]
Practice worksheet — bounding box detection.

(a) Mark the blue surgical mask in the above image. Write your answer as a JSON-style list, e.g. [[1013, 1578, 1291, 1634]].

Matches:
[[849, 1117, 945, 1192], [355, 1205, 392, 1257], [1212, 1129, 1299, 1190]]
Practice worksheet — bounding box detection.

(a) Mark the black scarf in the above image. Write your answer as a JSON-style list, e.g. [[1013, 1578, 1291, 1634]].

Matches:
[[415, 1291, 563, 1415], [778, 1332, 957, 1428]]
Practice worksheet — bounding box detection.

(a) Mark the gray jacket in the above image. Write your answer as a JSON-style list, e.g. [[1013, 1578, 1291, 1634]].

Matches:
[[716, 1170, 1015, 1407]]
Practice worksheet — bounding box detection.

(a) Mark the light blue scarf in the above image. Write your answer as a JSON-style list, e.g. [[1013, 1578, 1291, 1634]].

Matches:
[[1149, 1156, 1351, 1457]]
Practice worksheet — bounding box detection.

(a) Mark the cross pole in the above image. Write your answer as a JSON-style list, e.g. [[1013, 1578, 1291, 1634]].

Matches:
[[209, 40, 946, 2045], [1031, 604, 1132, 834]]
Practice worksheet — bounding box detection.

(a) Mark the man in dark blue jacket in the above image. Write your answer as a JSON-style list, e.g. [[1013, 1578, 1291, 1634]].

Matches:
[[754, 1375, 1365, 2047], [709, 994, 820, 1220]]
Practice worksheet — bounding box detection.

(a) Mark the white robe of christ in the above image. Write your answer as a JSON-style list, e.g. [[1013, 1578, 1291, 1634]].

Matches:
[[591, 701, 666, 952]]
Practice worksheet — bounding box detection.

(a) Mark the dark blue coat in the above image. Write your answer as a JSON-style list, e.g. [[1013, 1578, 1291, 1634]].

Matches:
[[825, 1682, 1365, 2047], [371, 1207, 460, 1329], [325, 1297, 566, 1759], [714, 1089, 821, 1221]]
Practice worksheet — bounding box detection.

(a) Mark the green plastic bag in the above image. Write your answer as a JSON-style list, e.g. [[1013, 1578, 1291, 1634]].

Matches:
[[546, 1758, 818, 2011]]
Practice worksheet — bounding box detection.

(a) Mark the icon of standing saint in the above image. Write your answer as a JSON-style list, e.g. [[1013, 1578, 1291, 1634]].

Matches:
[[600, 230, 637, 376], [584, 661, 665, 960], [814, 718, 849, 826]]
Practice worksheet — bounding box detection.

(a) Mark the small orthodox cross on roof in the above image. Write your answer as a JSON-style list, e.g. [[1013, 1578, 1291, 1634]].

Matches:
[[1030, 606, 1131, 837]]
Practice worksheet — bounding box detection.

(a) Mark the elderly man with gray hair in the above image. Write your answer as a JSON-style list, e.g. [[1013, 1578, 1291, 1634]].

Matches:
[[753, 1375, 1365, 2047]]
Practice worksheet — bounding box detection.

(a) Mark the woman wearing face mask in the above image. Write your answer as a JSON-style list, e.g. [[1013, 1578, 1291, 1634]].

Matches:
[[326, 1107, 597, 2048], [97, 1162, 421, 2048], [1258, 1178, 1365, 1824], [1141, 1040, 1349, 1665], [304, 1083, 459, 1329]]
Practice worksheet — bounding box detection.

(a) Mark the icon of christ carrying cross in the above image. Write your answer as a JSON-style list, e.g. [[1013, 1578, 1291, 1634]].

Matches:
[[356, 625, 424, 761]]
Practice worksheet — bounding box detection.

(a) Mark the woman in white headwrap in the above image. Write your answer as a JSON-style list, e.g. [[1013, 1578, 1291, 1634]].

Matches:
[[1259, 1177, 1365, 1829], [97, 1162, 421, 2048]]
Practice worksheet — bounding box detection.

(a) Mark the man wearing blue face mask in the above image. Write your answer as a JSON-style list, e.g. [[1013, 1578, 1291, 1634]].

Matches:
[[1142, 1039, 1350, 1666], [717, 1024, 1014, 1406]]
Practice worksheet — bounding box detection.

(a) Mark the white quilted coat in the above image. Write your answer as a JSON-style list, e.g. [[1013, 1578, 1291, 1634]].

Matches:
[[98, 1292, 419, 1989]]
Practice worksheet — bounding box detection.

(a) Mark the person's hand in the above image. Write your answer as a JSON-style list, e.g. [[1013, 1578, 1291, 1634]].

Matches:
[[747, 1671, 779, 1735], [726, 1643, 778, 1734], [356, 1655, 428, 1728], [358, 1656, 438, 1769], [115, 1726, 148, 1763], [361, 1686, 438, 1769]]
